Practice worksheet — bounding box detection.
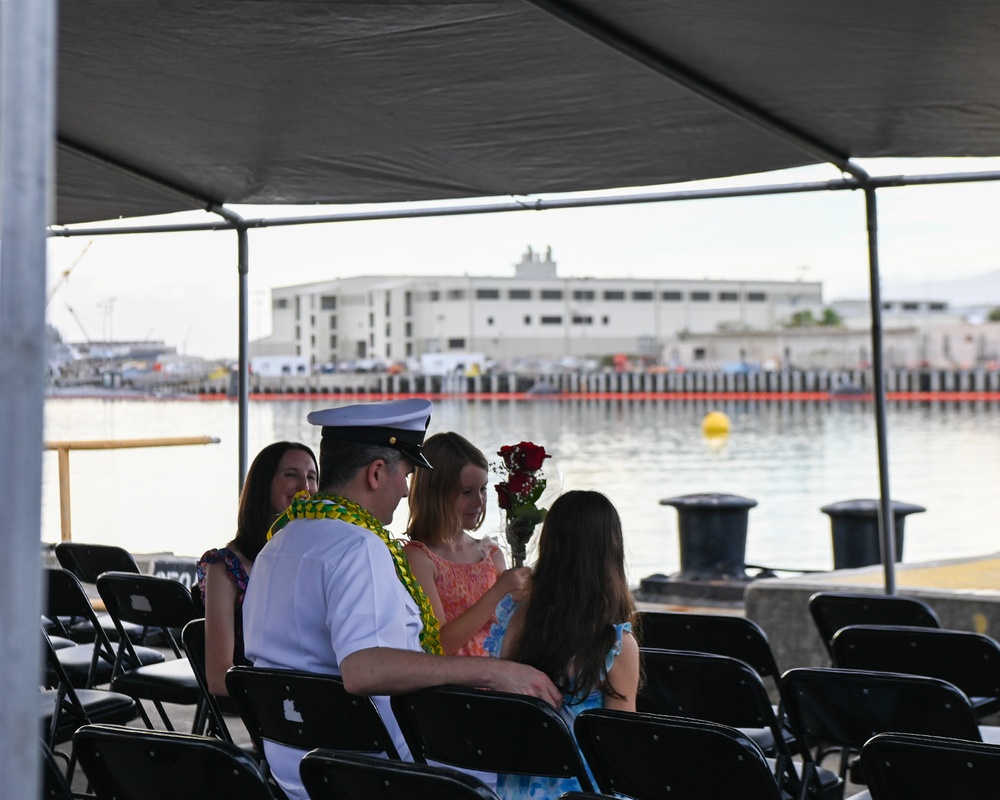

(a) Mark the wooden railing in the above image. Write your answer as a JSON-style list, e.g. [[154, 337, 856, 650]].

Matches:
[[43, 436, 220, 541]]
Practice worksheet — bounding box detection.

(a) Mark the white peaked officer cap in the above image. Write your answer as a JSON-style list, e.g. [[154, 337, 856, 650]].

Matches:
[[307, 398, 434, 469]]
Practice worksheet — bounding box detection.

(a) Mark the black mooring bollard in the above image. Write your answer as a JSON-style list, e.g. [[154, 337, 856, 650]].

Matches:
[[659, 493, 758, 581], [820, 498, 926, 570]]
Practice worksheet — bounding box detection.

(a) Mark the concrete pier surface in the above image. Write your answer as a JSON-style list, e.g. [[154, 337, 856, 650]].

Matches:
[[745, 551, 1000, 674]]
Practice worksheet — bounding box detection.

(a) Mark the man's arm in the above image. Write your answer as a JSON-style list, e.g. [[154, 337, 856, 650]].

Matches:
[[340, 647, 562, 707]]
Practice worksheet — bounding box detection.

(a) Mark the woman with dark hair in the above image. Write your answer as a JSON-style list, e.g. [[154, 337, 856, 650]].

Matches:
[[196, 441, 318, 695], [483, 490, 639, 800], [404, 432, 529, 656]]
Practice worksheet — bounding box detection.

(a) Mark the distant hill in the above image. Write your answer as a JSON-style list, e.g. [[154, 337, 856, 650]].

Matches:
[[883, 269, 1000, 308]]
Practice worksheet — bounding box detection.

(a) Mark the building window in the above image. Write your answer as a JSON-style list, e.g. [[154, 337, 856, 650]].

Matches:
[[429, 290, 440, 301], [405, 322, 412, 337], [747, 292, 766, 302], [448, 338, 466, 349], [274, 298, 289, 309], [476, 288, 500, 300], [929, 302, 947, 311], [406, 342, 413, 356], [385, 323, 391, 337], [386, 344, 392, 358], [694, 347, 707, 360], [329, 316, 337, 330], [902, 302, 919, 311], [385, 295, 391, 316], [369, 334, 374, 348], [295, 326, 301, 339], [691, 291, 710, 301], [447, 289, 466, 300], [329, 335, 337, 349], [310, 335, 315, 346], [540, 316, 563, 325], [719, 292, 739, 302], [573, 290, 595, 301], [310, 315, 316, 327], [572, 315, 593, 325], [540, 289, 563, 300], [509, 289, 532, 300], [662, 291, 682, 301], [524, 316, 531, 324], [320, 296, 336, 310], [369, 312, 375, 327], [405, 291, 412, 316], [603, 290, 625, 301], [602, 316, 610, 325], [487, 317, 494, 325], [632, 291, 653, 301]]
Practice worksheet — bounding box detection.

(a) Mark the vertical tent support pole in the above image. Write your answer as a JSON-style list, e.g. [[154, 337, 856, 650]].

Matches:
[[864, 185, 897, 594], [211, 206, 250, 489], [0, 0, 56, 796]]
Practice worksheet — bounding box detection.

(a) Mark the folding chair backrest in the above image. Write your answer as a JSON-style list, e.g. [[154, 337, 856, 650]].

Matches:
[[226, 665, 400, 759], [180, 618, 236, 745], [390, 685, 593, 790], [808, 591, 941, 659], [96, 571, 197, 655], [55, 542, 140, 584], [781, 667, 982, 752], [575, 709, 784, 800], [831, 624, 1000, 717], [300, 750, 500, 800], [637, 648, 786, 751], [74, 723, 273, 800], [636, 611, 782, 684], [861, 732, 1000, 800]]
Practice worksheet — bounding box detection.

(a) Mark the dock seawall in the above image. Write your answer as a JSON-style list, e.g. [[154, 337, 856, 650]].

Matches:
[[189, 366, 1000, 400]]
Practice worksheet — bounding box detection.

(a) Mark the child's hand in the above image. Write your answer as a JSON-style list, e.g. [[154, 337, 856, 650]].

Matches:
[[497, 566, 532, 600]]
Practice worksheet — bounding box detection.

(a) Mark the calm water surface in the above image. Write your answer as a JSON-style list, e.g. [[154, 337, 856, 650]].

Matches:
[[42, 397, 1000, 585]]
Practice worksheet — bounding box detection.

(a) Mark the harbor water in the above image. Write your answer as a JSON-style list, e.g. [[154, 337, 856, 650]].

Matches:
[[42, 397, 1000, 586]]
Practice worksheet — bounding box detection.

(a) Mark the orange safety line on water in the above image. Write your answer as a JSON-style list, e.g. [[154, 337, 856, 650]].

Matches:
[[193, 391, 1000, 402]]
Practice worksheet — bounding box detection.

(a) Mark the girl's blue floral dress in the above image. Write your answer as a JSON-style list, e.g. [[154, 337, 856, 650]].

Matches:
[[483, 593, 631, 800]]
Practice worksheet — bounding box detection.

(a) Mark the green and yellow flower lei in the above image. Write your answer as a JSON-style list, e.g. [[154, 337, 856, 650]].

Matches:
[[268, 491, 443, 655]]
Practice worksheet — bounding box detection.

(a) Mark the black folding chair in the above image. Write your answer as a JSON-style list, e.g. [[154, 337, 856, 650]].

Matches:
[[808, 591, 940, 660], [52, 542, 146, 644], [637, 648, 840, 799], [860, 732, 1000, 800], [95, 571, 204, 731], [40, 738, 75, 800], [226, 666, 400, 769], [74, 723, 277, 800], [390, 684, 594, 793], [40, 631, 137, 783], [831, 624, 1000, 719], [636, 611, 785, 697], [44, 567, 165, 689], [55, 541, 141, 583], [181, 618, 249, 747], [781, 666, 998, 796], [300, 750, 501, 800], [575, 709, 785, 800]]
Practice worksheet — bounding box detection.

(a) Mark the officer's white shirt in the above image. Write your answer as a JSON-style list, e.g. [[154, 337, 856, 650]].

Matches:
[[243, 514, 422, 800]]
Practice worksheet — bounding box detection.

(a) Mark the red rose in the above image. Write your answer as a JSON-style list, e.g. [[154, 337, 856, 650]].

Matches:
[[506, 471, 534, 499], [495, 483, 512, 510], [517, 442, 550, 472]]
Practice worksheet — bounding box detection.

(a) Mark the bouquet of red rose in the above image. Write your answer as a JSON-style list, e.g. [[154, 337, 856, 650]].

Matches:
[[494, 441, 550, 567]]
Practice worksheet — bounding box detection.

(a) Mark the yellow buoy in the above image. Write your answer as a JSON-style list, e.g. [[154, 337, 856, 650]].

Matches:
[[702, 411, 731, 436]]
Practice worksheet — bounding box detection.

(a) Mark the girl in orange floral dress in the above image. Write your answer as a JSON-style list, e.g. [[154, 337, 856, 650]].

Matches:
[[404, 432, 531, 656]]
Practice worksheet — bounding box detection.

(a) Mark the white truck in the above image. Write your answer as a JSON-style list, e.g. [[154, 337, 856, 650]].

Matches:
[[420, 352, 486, 377]]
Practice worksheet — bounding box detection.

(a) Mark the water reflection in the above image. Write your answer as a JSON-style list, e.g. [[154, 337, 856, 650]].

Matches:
[[43, 398, 1000, 585]]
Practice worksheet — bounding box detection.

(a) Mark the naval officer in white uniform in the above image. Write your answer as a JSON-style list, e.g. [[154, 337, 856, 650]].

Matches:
[[243, 398, 559, 800]]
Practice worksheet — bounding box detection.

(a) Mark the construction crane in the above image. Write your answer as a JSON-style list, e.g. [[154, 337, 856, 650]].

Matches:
[[46, 240, 93, 306], [64, 304, 92, 343]]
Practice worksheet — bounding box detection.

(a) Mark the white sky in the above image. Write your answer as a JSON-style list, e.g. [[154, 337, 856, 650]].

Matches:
[[45, 158, 1000, 360]]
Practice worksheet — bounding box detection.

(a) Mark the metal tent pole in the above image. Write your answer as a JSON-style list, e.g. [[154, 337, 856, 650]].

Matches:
[[864, 186, 897, 594], [0, 0, 56, 796]]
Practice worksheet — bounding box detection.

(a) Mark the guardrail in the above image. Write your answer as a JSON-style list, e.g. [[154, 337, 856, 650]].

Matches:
[[43, 436, 220, 541]]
